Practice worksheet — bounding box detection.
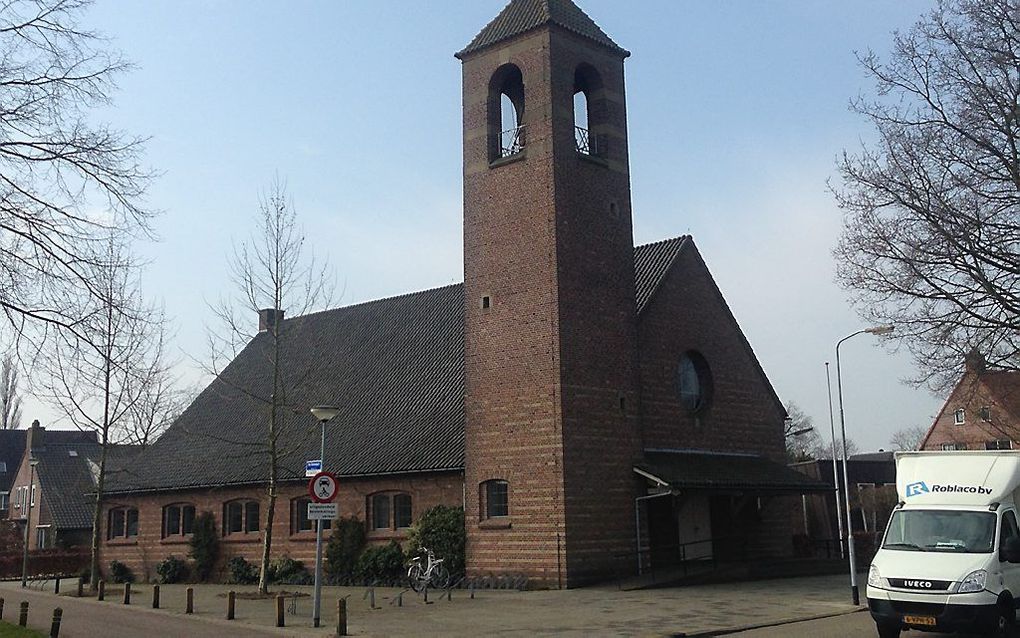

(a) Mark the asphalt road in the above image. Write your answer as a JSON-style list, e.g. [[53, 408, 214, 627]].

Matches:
[[731, 610, 1007, 638]]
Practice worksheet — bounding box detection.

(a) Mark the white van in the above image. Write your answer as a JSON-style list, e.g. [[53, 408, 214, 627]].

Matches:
[[868, 451, 1020, 638]]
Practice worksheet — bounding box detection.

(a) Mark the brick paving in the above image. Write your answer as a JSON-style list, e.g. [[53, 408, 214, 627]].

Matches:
[[1, 574, 860, 637]]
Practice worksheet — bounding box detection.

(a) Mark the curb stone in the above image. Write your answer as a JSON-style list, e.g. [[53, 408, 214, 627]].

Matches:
[[672, 606, 867, 637]]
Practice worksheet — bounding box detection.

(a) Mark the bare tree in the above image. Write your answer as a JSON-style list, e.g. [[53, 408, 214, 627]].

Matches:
[[121, 371, 189, 447], [0, 0, 154, 343], [35, 237, 168, 590], [785, 401, 822, 462], [833, 0, 1020, 389], [0, 354, 22, 429], [889, 425, 929, 451], [205, 179, 334, 594]]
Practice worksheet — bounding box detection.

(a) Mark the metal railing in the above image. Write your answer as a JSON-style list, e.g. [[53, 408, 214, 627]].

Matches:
[[575, 126, 596, 155], [499, 125, 525, 158]]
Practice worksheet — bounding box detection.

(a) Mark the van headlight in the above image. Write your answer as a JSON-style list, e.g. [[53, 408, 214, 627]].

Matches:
[[868, 564, 882, 587], [959, 569, 987, 593]]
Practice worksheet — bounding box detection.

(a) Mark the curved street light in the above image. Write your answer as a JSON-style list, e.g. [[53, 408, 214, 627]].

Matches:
[[835, 325, 894, 606]]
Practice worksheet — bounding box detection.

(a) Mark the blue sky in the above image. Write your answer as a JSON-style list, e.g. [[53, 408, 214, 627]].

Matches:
[[23, 0, 945, 451]]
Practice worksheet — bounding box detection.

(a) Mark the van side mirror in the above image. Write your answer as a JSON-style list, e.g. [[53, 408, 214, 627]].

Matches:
[[1001, 537, 1020, 563]]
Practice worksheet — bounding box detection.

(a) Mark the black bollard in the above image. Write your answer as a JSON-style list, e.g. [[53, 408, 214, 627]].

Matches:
[[54, 578, 60, 595], [226, 591, 235, 620], [275, 594, 284, 627], [18, 601, 28, 627], [152, 584, 160, 609], [123, 581, 131, 605], [76, 578, 83, 598], [186, 587, 193, 614], [97, 580, 105, 602], [50, 607, 62, 638], [1, 596, 5, 619], [337, 598, 347, 637]]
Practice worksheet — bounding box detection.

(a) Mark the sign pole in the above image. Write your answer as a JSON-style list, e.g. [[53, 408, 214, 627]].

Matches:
[[313, 421, 326, 628]]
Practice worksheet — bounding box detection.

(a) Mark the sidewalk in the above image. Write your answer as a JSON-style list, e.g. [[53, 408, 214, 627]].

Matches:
[[1, 574, 861, 637]]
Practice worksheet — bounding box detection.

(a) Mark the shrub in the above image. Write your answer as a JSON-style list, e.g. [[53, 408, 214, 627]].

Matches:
[[325, 517, 366, 584], [188, 511, 219, 582], [108, 560, 134, 584], [227, 556, 259, 585], [406, 505, 465, 578], [268, 556, 311, 585], [156, 555, 189, 584], [354, 541, 406, 585]]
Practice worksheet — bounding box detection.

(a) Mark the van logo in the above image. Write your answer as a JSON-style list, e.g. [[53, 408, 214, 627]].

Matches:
[[906, 481, 930, 497], [904, 580, 932, 588]]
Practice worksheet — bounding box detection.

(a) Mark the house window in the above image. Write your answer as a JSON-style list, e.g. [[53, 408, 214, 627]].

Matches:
[[0, 492, 7, 510], [107, 506, 139, 540], [394, 494, 413, 529], [941, 442, 967, 451], [291, 497, 331, 534], [482, 479, 509, 518], [372, 494, 390, 530], [35, 527, 47, 549], [981, 406, 991, 421], [162, 503, 196, 538], [986, 440, 1012, 450], [30, 485, 35, 507], [954, 409, 965, 425], [224, 500, 260, 535], [368, 492, 414, 531]]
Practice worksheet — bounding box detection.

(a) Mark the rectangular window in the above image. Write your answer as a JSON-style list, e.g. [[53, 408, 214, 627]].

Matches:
[[165, 506, 180, 536], [394, 494, 412, 529], [485, 480, 509, 518], [30, 485, 35, 507], [292, 498, 329, 533], [35, 528, 46, 549], [372, 494, 390, 530], [0, 492, 7, 510], [245, 502, 260, 533], [164, 504, 195, 537], [986, 440, 1013, 450], [110, 508, 126, 539], [954, 409, 966, 425], [181, 505, 195, 535], [226, 502, 243, 534], [941, 442, 968, 451], [126, 508, 139, 537]]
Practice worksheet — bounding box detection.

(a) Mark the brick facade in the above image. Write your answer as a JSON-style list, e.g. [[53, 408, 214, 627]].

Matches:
[[921, 358, 1020, 452], [101, 472, 462, 582]]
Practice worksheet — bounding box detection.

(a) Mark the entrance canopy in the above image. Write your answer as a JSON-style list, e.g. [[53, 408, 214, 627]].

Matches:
[[635, 450, 830, 494]]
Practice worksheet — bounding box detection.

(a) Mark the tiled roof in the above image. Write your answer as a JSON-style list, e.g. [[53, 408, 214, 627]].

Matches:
[[108, 239, 690, 494], [36, 442, 101, 529], [634, 236, 688, 314], [637, 450, 830, 493], [0, 430, 25, 493], [457, 0, 628, 59]]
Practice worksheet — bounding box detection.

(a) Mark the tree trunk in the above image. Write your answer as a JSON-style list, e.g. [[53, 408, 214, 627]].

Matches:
[[257, 318, 282, 594], [90, 300, 114, 591]]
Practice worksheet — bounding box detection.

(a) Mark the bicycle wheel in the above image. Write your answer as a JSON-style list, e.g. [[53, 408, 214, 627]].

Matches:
[[407, 562, 426, 593], [429, 563, 451, 590]]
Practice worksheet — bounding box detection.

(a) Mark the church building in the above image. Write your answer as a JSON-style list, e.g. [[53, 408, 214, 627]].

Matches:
[[100, 0, 824, 588]]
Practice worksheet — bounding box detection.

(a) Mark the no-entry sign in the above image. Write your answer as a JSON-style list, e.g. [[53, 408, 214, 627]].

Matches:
[[309, 471, 338, 503]]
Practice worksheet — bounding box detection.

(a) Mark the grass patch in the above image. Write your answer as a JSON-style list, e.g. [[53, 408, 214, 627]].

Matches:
[[0, 621, 45, 637]]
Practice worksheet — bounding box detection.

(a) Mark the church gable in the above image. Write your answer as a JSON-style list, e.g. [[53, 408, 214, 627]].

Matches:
[[636, 239, 786, 459]]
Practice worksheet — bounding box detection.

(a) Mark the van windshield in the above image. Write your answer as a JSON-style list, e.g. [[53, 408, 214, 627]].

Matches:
[[883, 510, 996, 553]]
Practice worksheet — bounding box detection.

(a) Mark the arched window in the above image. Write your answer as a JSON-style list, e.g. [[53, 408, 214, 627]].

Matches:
[[676, 351, 713, 414], [162, 503, 196, 538], [291, 496, 331, 534], [224, 499, 260, 535], [488, 64, 525, 161], [573, 64, 604, 156], [367, 491, 413, 531], [481, 479, 509, 519], [107, 506, 139, 540]]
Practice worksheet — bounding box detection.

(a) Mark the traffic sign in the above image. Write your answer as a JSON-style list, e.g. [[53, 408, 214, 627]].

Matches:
[[305, 460, 322, 477], [307, 502, 338, 520], [309, 471, 339, 503]]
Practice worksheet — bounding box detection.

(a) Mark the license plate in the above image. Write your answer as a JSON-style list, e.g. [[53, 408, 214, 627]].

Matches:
[[903, 615, 937, 627]]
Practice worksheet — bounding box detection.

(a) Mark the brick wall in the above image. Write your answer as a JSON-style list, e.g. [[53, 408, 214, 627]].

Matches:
[[99, 471, 462, 582], [8, 451, 49, 550], [922, 369, 1020, 451]]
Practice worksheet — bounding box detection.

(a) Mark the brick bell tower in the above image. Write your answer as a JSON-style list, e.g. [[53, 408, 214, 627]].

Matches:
[[458, 0, 642, 587]]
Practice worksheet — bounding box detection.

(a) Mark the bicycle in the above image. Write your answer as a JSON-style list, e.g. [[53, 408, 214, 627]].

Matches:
[[407, 546, 450, 592]]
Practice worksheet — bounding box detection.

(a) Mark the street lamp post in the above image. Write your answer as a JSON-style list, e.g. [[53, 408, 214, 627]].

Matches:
[[309, 404, 340, 629], [825, 362, 845, 560], [835, 325, 894, 606], [21, 456, 38, 588]]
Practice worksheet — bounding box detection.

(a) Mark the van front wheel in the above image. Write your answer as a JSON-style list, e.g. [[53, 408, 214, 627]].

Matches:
[[876, 623, 900, 638], [989, 601, 1015, 638]]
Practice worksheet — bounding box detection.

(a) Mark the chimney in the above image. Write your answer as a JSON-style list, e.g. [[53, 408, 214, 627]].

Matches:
[[258, 308, 283, 333], [965, 348, 987, 374], [25, 419, 44, 454]]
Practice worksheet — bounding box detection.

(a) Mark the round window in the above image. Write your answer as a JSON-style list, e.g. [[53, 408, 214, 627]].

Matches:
[[676, 351, 712, 414]]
